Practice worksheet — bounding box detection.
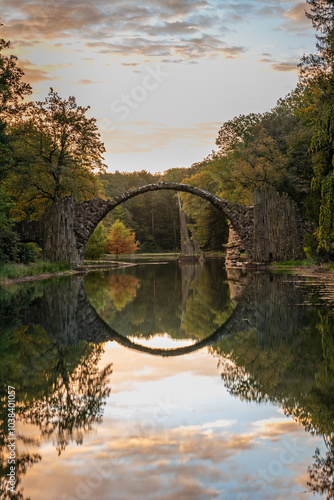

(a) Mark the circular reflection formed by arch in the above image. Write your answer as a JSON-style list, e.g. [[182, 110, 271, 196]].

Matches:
[[24, 277, 248, 356], [24, 273, 305, 357], [80, 280, 250, 356]]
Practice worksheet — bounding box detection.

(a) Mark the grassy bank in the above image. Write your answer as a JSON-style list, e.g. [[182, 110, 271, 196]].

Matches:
[[270, 258, 334, 275], [269, 258, 316, 269], [0, 261, 71, 282]]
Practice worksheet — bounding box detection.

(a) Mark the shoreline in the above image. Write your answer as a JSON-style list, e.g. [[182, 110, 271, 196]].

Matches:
[[0, 261, 136, 286], [1, 258, 333, 286]]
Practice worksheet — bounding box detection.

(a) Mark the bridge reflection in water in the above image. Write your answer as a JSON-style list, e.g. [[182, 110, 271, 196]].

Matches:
[[23, 269, 305, 356]]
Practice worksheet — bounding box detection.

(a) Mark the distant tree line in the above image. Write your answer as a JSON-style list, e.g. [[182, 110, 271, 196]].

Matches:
[[2, 0, 334, 262]]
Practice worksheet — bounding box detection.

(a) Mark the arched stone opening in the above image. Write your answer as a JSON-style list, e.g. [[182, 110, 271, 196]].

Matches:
[[74, 182, 254, 265]]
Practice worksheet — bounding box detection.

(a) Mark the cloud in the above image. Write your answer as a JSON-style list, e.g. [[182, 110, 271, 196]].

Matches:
[[258, 56, 299, 73], [74, 78, 102, 84], [279, 1, 313, 33], [19, 59, 61, 83], [122, 62, 141, 67], [99, 121, 222, 154], [271, 61, 299, 72], [1, 0, 313, 64], [0, 0, 246, 61]]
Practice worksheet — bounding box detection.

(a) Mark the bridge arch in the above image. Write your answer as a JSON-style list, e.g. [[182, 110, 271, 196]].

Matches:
[[74, 182, 254, 265]]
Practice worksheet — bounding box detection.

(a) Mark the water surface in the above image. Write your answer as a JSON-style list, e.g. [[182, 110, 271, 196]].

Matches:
[[0, 260, 333, 499]]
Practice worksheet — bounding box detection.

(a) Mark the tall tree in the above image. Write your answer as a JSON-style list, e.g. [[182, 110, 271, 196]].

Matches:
[[299, 0, 334, 254], [0, 32, 32, 262], [5, 88, 106, 219]]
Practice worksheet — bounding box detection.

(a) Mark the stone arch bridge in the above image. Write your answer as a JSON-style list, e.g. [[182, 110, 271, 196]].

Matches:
[[15, 182, 305, 266]]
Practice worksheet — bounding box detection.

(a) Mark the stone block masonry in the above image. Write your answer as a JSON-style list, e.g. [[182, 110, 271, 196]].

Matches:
[[253, 186, 305, 263]]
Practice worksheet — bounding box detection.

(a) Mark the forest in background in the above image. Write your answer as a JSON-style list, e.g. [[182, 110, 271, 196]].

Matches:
[[1, 0, 334, 261]]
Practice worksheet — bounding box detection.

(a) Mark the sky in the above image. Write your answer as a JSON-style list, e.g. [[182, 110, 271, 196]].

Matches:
[[0, 0, 317, 174]]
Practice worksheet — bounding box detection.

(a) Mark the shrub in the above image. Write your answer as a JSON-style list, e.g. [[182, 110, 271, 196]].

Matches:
[[0, 229, 20, 264]]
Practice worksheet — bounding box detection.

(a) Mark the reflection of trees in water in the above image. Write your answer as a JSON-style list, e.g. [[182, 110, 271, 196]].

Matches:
[[84, 261, 233, 340], [106, 273, 140, 311], [0, 449, 40, 500], [85, 270, 141, 322], [308, 438, 334, 499], [18, 343, 112, 455], [217, 321, 334, 497], [212, 273, 334, 498], [179, 262, 234, 338], [0, 286, 113, 497], [3, 267, 334, 496]]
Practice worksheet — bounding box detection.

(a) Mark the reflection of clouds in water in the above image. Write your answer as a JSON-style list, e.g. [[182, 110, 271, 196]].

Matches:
[[21, 416, 315, 500], [128, 333, 195, 349]]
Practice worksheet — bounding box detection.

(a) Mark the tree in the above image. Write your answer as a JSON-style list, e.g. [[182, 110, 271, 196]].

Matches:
[[5, 88, 106, 219], [106, 219, 139, 260], [0, 32, 33, 263], [0, 33, 32, 117], [215, 113, 262, 155], [298, 1, 334, 255], [84, 222, 107, 260]]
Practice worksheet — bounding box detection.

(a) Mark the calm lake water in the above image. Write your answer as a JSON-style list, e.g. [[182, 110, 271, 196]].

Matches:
[[1, 260, 334, 500]]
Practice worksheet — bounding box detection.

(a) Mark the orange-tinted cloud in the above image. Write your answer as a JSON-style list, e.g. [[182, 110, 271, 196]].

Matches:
[[280, 2, 313, 33], [99, 121, 222, 154], [19, 59, 63, 83], [0, 0, 245, 62], [20, 415, 314, 500], [258, 57, 299, 73], [74, 78, 102, 84]]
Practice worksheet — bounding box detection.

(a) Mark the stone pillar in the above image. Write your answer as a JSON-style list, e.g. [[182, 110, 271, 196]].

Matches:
[[178, 194, 204, 262], [226, 268, 248, 304], [42, 198, 80, 266], [253, 186, 305, 262], [225, 225, 244, 267]]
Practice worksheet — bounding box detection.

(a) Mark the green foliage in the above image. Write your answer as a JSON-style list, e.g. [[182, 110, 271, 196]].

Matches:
[[296, 2, 334, 257], [0, 227, 20, 264], [214, 94, 315, 207], [0, 35, 32, 116], [318, 172, 334, 253], [18, 242, 41, 264], [84, 223, 107, 260], [269, 257, 315, 268], [180, 165, 229, 250], [4, 88, 106, 219], [304, 230, 319, 258], [0, 261, 69, 281], [0, 186, 13, 231]]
